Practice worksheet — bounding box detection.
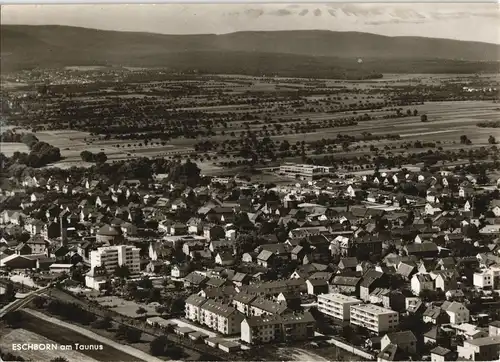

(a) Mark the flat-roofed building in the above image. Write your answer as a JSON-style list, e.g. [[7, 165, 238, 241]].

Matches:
[[350, 303, 399, 334], [317, 293, 362, 321], [279, 163, 334, 180], [89, 245, 140, 276]]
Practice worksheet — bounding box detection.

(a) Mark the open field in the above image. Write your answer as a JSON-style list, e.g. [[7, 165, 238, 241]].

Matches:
[[274, 346, 359, 362], [0, 329, 99, 362], [21, 99, 499, 172], [12, 310, 146, 361], [0, 142, 29, 157], [93, 295, 160, 319], [2, 70, 499, 174]]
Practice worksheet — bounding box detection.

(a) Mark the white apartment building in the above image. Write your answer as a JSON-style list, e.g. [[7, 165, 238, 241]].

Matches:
[[199, 299, 244, 335], [185, 295, 244, 335], [317, 293, 362, 321], [279, 163, 334, 180], [240, 312, 316, 345], [185, 294, 207, 321], [473, 267, 500, 290], [89, 245, 141, 275], [350, 304, 399, 334]]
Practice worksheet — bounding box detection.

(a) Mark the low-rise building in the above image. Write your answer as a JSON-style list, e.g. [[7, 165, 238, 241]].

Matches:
[[411, 273, 434, 296], [442, 301, 469, 325], [380, 331, 417, 355], [457, 336, 500, 361], [279, 163, 333, 180], [431, 346, 455, 362]]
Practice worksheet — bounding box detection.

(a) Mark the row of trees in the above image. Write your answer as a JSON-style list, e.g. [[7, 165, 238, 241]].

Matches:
[[80, 150, 108, 164], [33, 297, 97, 325], [477, 121, 500, 128]]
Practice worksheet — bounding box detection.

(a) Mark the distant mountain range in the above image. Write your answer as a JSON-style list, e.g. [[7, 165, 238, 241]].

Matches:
[[1, 25, 499, 77]]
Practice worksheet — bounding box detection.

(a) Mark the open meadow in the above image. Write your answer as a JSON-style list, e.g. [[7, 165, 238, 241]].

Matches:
[[2, 70, 499, 174], [6, 311, 144, 361], [0, 329, 98, 362]]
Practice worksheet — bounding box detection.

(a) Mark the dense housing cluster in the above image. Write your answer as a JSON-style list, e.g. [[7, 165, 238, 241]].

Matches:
[[0, 66, 499, 362]]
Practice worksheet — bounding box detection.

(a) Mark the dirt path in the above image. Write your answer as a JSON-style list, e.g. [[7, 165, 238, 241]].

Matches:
[[24, 308, 166, 362], [290, 348, 330, 361], [278, 347, 330, 362]]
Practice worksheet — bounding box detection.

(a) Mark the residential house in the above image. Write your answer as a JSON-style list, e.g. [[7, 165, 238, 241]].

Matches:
[[184, 272, 209, 289], [380, 331, 417, 355], [411, 274, 435, 296], [442, 301, 469, 324], [457, 336, 500, 361], [423, 306, 450, 325], [215, 251, 235, 266]]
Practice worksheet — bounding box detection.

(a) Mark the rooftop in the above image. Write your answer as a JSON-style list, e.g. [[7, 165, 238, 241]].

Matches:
[[318, 293, 361, 304], [351, 303, 397, 315]]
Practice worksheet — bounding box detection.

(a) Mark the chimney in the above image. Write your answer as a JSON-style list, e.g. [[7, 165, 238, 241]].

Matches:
[[60, 216, 68, 246]]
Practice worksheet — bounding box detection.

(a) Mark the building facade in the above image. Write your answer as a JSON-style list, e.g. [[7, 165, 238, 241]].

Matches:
[[240, 312, 315, 345], [457, 336, 500, 361], [185, 295, 244, 335], [317, 293, 362, 321], [350, 304, 399, 334], [89, 245, 141, 276], [279, 163, 334, 180]]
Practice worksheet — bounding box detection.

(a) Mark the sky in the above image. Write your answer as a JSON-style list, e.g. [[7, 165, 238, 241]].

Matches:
[[2, 3, 500, 44]]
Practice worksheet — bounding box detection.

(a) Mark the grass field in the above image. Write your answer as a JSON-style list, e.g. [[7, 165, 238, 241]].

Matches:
[[0, 142, 29, 156], [93, 295, 160, 319], [0, 329, 99, 362], [11, 311, 143, 361]]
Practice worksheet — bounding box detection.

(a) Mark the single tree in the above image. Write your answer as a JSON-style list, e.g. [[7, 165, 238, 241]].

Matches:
[[150, 336, 169, 356]]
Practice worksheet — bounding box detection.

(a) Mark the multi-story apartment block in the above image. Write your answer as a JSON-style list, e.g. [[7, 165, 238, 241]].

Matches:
[[350, 304, 399, 334], [233, 293, 258, 315], [185, 295, 244, 335], [185, 294, 207, 321], [89, 245, 141, 275], [317, 293, 362, 321], [250, 297, 288, 317], [240, 312, 316, 345], [85, 244, 141, 289]]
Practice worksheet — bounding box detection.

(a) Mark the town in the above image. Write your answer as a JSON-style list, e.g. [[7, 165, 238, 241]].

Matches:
[[0, 136, 499, 361], [1, 10, 500, 362]]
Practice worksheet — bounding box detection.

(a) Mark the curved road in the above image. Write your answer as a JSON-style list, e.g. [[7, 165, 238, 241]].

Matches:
[[24, 308, 169, 362]]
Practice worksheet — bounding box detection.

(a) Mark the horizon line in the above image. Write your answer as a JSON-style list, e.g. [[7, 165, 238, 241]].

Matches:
[[3, 23, 500, 45]]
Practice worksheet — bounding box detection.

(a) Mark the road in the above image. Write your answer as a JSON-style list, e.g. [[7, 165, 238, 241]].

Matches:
[[0, 285, 52, 318], [23, 308, 168, 362]]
